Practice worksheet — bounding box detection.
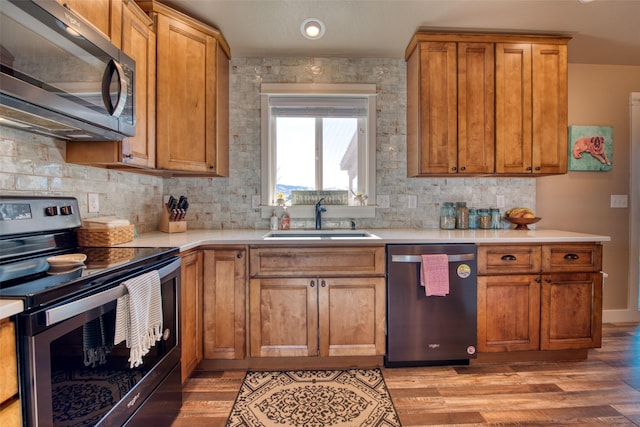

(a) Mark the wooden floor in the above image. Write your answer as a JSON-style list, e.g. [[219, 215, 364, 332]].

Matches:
[[172, 323, 640, 426]]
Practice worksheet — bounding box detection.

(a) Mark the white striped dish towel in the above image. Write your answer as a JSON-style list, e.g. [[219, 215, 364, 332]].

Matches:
[[114, 270, 163, 368]]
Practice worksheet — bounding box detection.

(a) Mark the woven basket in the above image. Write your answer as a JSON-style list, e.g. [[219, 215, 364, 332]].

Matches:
[[76, 224, 135, 247]]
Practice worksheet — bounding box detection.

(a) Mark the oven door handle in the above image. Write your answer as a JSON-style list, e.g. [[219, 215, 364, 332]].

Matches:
[[45, 258, 180, 326]]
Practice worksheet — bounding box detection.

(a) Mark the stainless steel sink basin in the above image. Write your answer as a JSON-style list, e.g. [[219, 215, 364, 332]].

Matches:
[[262, 230, 380, 240]]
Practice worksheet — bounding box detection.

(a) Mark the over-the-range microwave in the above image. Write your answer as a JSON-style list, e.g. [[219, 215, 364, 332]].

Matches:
[[0, 0, 135, 141]]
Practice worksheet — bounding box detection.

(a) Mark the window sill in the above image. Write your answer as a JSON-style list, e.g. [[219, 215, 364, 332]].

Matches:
[[260, 205, 376, 219]]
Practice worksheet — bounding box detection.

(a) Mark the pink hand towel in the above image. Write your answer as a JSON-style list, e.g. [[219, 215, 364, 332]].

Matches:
[[420, 254, 450, 296]]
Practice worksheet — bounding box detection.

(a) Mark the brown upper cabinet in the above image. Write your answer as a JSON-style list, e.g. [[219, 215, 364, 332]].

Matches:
[[56, 0, 123, 47], [406, 32, 570, 177], [67, 0, 231, 177], [66, 0, 157, 169], [137, 0, 230, 176]]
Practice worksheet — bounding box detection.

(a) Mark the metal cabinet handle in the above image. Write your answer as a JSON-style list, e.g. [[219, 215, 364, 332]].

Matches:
[[321, 280, 326, 288], [310, 280, 315, 288], [535, 277, 541, 283], [564, 253, 579, 260], [501, 254, 517, 261], [451, 166, 457, 171], [545, 278, 552, 283], [236, 251, 243, 259], [123, 153, 134, 159]]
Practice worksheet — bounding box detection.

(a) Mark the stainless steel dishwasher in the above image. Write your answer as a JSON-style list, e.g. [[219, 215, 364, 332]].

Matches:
[[385, 244, 477, 367]]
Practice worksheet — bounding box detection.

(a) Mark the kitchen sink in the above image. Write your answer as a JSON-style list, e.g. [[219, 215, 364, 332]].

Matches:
[[262, 230, 380, 240]]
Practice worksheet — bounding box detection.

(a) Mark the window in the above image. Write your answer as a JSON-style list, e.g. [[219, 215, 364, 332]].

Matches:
[[261, 83, 376, 209]]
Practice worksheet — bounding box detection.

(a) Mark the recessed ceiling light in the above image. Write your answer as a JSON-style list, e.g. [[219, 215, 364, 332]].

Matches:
[[301, 18, 325, 40]]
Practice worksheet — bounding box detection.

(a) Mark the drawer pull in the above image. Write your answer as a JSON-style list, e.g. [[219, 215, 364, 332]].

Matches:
[[564, 253, 579, 260], [501, 254, 517, 261]]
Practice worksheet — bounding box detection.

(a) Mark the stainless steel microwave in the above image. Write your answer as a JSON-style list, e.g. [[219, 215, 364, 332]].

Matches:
[[0, 0, 135, 141]]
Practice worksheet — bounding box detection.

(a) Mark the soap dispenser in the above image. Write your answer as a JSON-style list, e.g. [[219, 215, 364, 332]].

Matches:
[[270, 210, 278, 230]]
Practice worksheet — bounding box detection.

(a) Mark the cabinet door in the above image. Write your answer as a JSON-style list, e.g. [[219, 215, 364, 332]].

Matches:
[[531, 44, 568, 174], [540, 272, 602, 350], [203, 248, 246, 360], [249, 278, 318, 357], [457, 42, 495, 174], [57, 0, 121, 46], [318, 277, 386, 357], [495, 43, 533, 174], [155, 13, 227, 175], [408, 41, 457, 176], [121, 1, 156, 167], [0, 319, 18, 404], [180, 250, 203, 383], [477, 275, 540, 352]]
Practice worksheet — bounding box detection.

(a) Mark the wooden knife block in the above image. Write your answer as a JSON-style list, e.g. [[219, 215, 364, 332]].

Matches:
[[159, 209, 187, 233]]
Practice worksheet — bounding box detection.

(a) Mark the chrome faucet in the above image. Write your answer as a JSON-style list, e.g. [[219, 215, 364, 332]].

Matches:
[[315, 198, 326, 230]]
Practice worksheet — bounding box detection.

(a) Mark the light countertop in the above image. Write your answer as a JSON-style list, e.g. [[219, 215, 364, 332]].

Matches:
[[117, 228, 611, 252], [2, 228, 608, 320], [0, 299, 24, 320]]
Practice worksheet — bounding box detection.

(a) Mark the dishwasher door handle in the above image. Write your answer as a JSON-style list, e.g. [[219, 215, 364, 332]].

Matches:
[[391, 254, 475, 263]]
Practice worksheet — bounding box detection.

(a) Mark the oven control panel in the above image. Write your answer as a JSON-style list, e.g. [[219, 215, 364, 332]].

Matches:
[[0, 196, 81, 235]]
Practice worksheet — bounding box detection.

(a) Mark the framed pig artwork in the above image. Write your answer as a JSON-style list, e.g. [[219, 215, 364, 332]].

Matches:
[[568, 125, 613, 171]]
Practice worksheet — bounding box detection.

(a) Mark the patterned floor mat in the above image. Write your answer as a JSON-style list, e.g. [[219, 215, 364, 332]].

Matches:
[[226, 368, 401, 426]]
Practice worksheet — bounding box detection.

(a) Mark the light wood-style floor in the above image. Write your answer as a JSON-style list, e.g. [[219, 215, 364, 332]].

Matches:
[[172, 323, 640, 426]]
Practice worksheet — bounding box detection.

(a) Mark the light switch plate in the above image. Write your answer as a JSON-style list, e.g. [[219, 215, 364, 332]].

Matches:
[[610, 194, 628, 208], [377, 195, 390, 209], [407, 195, 417, 209], [496, 195, 505, 209], [88, 193, 99, 213]]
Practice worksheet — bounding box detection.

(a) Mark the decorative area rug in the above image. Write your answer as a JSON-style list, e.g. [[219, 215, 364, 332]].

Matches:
[[226, 368, 401, 427]]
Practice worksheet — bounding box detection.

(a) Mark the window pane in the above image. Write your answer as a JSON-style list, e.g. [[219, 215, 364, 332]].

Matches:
[[322, 118, 357, 191], [275, 117, 315, 199]]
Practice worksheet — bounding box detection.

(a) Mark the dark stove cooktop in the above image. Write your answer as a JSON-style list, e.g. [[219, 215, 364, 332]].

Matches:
[[0, 246, 178, 310]]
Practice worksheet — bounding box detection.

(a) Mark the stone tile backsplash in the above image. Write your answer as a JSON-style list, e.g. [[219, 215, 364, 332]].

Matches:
[[1, 56, 535, 232]]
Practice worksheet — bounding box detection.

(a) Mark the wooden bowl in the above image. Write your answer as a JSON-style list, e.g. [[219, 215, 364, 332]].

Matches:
[[505, 216, 541, 230]]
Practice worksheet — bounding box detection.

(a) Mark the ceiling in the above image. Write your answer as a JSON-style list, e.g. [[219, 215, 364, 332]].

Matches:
[[162, 0, 640, 66]]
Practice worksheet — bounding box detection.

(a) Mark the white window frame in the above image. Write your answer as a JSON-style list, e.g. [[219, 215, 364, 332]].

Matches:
[[260, 83, 377, 219]]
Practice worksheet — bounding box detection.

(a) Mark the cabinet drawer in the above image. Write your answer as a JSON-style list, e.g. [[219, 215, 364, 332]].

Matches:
[[477, 245, 541, 275], [542, 244, 602, 272], [250, 246, 385, 277]]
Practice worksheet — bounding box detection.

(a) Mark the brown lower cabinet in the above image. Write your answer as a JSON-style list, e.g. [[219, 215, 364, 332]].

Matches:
[[248, 246, 386, 358], [179, 250, 203, 383], [477, 243, 603, 353], [202, 248, 247, 360], [0, 318, 21, 427]]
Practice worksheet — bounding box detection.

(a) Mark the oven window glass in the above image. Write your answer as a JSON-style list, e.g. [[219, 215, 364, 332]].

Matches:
[[47, 285, 176, 426]]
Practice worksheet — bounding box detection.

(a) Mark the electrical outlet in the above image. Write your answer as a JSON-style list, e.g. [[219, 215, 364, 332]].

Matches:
[[496, 195, 505, 209], [610, 194, 628, 208], [252, 195, 261, 209], [377, 195, 390, 208], [88, 193, 99, 213], [407, 195, 417, 209]]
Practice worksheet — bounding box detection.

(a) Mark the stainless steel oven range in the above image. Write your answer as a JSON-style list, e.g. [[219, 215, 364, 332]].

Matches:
[[0, 196, 182, 427]]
